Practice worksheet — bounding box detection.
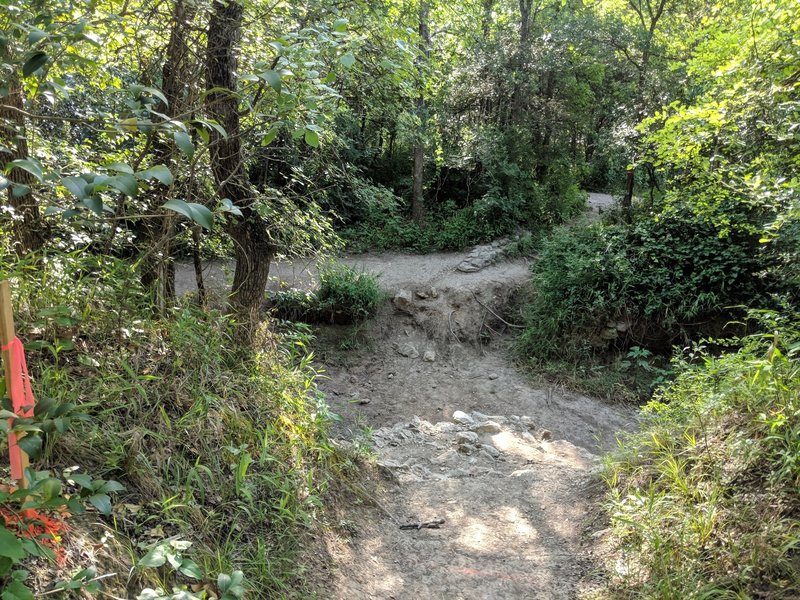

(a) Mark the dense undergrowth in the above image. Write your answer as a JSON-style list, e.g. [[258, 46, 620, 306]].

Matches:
[[514, 197, 797, 401], [0, 251, 347, 598], [598, 319, 800, 598], [339, 178, 586, 252]]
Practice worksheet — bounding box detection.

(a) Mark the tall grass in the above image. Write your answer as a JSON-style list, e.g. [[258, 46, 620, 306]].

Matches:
[[599, 317, 800, 598], [1, 250, 345, 597]]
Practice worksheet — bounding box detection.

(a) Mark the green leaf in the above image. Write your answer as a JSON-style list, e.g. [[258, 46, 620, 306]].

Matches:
[[105, 162, 134, 174], [304, 128, 320, 147], [173, 132, 194, 159], [178, 558, 202, 579], [17, 434, 42, 459], [162, 199, 214, 230], [98, 480, 125, 493], [141, 86, 168, 107], [138, 544, 167, 568], [339, 52, 356, 69], [28, 28, 47, 44], [7, 159, 42, 182], [261, 127, 279, 146], [220, 198, 243, 217], [81, 197, 103, 216], [2, 577, 35, 600], [39, 477, 62, 501], [217, 573, 232, 592], [107, 174, 138, 197], [137, 165, 173, 186], [88, 493, 112, 515], [0, 526, 25, 560], [261, 70, 281, 93], [69, 473, 93, 490], [20, 539, 55, 560], [186, 203, 214, 230], [11, 184, 31, 198], [22, 51, 48, 77], [62, 176, 88, 200], [333, 18, 349, 32]]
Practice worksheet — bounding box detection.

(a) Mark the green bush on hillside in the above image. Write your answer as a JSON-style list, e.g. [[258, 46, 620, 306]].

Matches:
[[600, 320, 800, 598], [516, 205, 772, 364], [0, 251, 341, 597], [340, 178, 586, 252], [270, 262, 384, 324]]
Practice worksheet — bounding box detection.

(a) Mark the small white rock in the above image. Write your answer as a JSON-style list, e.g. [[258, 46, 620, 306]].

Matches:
[[473, 420, 502, 434], [452, 410, 475, 426]]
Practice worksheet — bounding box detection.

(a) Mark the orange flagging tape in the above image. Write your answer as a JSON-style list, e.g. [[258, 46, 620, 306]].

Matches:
[[2, 337, 35, 481]]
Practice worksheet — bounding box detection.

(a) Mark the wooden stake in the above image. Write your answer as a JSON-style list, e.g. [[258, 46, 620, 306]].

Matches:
[[0, 279, 29, 487]]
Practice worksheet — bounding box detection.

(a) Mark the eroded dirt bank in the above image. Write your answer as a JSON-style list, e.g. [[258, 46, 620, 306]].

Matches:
[[175, 198, 635, 598], [307, 247, 633, 599]]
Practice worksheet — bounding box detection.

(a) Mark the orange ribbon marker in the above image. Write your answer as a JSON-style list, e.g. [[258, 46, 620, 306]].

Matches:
[[3, 337, 35, 482], [1, 280, 34, 487]]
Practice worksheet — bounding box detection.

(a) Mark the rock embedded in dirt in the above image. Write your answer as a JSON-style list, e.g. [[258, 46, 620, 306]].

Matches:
[[395, 343, 419, 359], [452, 410, 475, 426], [392, 290, 416, 315], [456, 240, 510, 273], [456, 431, 479, 446], [488, 373, 499, 380], [480, 444, 501, 458], [473, 420, 502, 434], [422, 349, 436, 362]]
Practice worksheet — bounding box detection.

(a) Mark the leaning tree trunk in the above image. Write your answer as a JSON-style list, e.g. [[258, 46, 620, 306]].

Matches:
[[410, 0, 431, 227], [0, 74, 45, 255], [206, 0, 273, 326]]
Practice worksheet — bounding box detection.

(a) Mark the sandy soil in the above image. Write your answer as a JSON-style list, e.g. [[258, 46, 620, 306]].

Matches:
[[175, 194, 635, 599]]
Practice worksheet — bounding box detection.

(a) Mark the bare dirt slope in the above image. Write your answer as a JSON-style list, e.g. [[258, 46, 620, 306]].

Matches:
[[175, 194, 634, 599], [310, 250, 632, 598]]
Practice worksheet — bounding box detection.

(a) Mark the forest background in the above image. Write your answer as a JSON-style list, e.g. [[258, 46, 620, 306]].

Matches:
[[0, 0, 798, 598]]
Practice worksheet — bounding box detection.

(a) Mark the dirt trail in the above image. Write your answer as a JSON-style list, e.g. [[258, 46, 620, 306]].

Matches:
[[313, 243, 632, 599], [175, 194, 633, 599]]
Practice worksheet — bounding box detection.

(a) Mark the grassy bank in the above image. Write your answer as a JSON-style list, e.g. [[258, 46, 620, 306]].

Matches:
[[1, 251, 348, 598], [596, 320, 799, 598]]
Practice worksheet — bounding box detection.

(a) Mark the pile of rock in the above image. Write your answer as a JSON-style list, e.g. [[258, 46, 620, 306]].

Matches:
[[370, 411, 595, 484], [456, 239, 509, 273]]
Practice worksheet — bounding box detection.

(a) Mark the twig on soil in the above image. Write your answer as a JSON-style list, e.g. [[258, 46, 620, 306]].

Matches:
[[448, 310, 463, 344], [470, 292, 525, 329], [477, 309, 487, 356], [399, 518, 445, 530]]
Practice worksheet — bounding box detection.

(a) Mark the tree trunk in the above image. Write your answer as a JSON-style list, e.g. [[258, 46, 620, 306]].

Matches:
[[206, 0, 273, 325], [511, 0, 535, 121], [411, 0, 431, 226], [140, 0, 197, 308], [0, 74, 45, 255], [482, 0, 494, 40]]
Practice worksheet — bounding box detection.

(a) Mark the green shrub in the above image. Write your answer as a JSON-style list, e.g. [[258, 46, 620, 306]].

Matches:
[[317, 263, 384, 322], [0, 250, 343, 597], [516, 204, 774, 364], [269, 263, 384, 324], [340, 178, 587, 252], [600, 319, 800, 598]]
